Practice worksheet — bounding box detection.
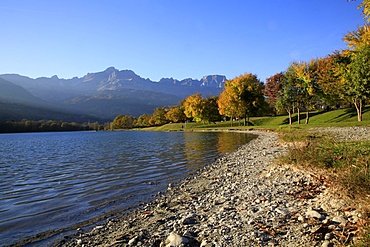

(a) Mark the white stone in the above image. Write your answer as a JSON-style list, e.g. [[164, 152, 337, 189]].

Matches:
[[163, 232, 189, 247], [306, 209, 324, 220]]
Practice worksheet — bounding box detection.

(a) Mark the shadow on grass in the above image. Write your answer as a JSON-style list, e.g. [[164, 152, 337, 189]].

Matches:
[[282, 111, 325, 125], [331, 106, 370, 122]]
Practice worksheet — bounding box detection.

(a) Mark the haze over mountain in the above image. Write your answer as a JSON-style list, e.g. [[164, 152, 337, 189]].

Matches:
[[0, 67, 226, 121]]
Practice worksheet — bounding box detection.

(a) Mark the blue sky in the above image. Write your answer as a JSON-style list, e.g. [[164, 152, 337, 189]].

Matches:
[[0, 0, 366, 82]]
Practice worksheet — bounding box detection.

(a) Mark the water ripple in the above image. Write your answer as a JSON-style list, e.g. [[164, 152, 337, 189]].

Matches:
[[0, 131, 255, 246]]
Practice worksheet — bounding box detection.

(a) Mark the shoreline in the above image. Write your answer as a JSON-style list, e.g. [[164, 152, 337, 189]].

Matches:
[[58, 130, 362, 247]]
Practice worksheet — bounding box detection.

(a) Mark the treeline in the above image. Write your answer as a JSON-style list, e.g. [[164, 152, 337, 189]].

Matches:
[[111, 95, 225, 129], [0, 120, 100, 133]]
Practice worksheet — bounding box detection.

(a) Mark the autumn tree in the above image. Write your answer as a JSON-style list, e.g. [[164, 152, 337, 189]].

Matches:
[[183, 94, 221, 123], [334, 24, 370, 121], [315, 53, 343, 105], [165, 105, 186, 123], [136, 113, 151, 127], [218, 85, 242, 126], [218, 73, 265, 126], [265, 72, 284, 115], [343, 25, 370, 49], [112, 115, 136, 129], [183, 93, 205, 122], [352, 0, 370, 22], [149, 107, 168, 126], [293, 59, 323, 124]]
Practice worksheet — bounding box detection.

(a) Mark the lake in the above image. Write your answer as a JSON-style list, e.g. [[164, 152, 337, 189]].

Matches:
[[0, 130, 255, 246]]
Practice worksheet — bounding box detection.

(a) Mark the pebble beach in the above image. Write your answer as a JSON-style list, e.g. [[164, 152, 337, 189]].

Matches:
[[59, 127, 370, 247]]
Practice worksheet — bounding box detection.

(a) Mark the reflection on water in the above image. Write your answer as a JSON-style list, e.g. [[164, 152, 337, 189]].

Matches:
[[183, 132, 256, 169], [0, 131, 255, 246]]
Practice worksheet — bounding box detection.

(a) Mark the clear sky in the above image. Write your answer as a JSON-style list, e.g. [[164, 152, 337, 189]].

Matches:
[[0, 0, 366, 82]]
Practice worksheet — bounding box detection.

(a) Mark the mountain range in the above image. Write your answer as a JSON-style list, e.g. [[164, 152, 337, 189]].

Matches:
[[0, 67, 226, 122]]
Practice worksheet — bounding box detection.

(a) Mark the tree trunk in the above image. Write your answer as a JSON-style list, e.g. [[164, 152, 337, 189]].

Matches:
[[288, 111, 292, 125], [297, 107, 301, 124], [354, 99, 363, 122], [305, 111, 309, 124]]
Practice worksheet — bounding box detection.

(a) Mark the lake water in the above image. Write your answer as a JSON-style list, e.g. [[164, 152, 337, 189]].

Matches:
[[0, 131, 255, 246]]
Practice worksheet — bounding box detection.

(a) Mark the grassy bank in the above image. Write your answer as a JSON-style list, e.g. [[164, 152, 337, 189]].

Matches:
[[144, 106, 369, 132]]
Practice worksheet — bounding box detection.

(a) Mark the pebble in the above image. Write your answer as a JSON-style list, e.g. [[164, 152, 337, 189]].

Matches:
[[59, 129, 368, 247]]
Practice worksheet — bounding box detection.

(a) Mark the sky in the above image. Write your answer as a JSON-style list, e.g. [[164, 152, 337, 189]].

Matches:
[[0, 0, 366, 82]]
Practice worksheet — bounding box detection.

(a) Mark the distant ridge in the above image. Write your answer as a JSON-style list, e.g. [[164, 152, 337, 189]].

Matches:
[[0, 68, 226, 120]]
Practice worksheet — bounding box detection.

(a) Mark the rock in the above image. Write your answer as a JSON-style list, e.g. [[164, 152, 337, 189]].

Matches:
[[298, 215, 305, 222], [161, 232, 189, 247], [324, 232, 333, 240], [321, 240, 334, 247], [306, 209, 324, 220], [128, 236, 138, 246], [332, 215, 348, 226]]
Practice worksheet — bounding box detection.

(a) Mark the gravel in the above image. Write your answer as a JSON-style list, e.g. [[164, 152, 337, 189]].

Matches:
[[58, 128, 369, 247]]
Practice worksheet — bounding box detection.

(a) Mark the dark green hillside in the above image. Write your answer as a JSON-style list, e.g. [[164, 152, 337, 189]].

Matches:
[[0, 77, 43, 105], [64, 89, 183, 118], [0, 101, 105, 123]]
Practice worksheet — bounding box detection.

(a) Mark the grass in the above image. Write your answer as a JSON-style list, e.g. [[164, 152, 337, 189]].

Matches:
[[146, 106, 370, 132]]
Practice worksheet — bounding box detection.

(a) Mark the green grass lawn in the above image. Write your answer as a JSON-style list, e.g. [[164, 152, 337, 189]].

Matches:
[[146, 106, 370, 132]]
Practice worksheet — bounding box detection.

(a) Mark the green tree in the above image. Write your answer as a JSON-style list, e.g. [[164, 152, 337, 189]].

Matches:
[[344, 44, 370, 121], [202, 96, 222, 123], [275, 83, 297, 125]]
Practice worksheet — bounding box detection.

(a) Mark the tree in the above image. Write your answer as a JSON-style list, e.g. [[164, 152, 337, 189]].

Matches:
[[354, 0, 370, 22], [165, 105, 186, 123], [293, 59, 322, 124], [344, 44, 370, 121], [275, 83, 297, 125], [112, 115, 136, 129], [315, 53, 344, 105], [343, 25, 370, 50], [183, 93, 205, 123], [202, 96, 222, 123], [338, 24, 370, 121], [136, 114, 151, 127], [218, 73, 265, 126], [265, 72, 284, 115], [278, 65, 303, 124], [149, 107, 169, 126], [218, 85, 242, 126]]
